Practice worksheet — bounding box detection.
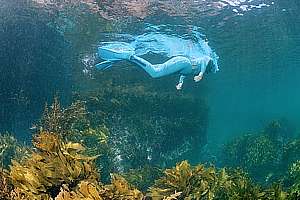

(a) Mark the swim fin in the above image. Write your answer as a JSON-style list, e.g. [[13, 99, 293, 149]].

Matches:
[[95, 60, 115, 70], [98, 42, 134, 61]]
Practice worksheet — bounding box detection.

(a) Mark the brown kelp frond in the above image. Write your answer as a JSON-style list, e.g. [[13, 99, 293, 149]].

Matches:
[[0, 169, 13, 200], [149, 160, 279, 200], [262, 184, 288, 200], [103, 174, 144, 200], [39, 97, 89, 137], [122, 165, 163, 192], [56, 174, 144, 200], [149, 160, 218, 199], [38, 97, 114, 183], [218, 169, 267, 200], [10, 187, 29, 200], [0, 169, 29, 200], [162, 192, 182, 200], [55, 181, 104, 200], [33, 131, 62, 152], [10, 131, 99, 200]]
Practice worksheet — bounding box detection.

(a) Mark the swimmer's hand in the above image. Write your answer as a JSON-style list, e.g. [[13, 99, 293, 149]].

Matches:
[[176, 82, 183, 90], [194, 72, 203, 82]]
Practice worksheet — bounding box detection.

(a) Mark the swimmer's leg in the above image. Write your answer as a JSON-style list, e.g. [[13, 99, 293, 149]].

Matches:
[[129, 55, 192, 78]]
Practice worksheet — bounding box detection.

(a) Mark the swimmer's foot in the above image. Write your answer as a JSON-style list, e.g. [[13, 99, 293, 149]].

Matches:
[[176, 82, 183, 90]]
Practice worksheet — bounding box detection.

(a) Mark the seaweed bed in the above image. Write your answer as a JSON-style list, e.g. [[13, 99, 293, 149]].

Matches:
[[0, 98, 300, 200]]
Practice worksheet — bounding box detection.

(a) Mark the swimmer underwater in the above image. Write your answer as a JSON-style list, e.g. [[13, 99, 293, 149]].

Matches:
[[95, 32, 219, 90]]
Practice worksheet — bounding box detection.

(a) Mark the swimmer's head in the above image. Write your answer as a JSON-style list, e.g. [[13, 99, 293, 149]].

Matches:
[[208, 59, 213, 69], [206, 59, 214, 74]]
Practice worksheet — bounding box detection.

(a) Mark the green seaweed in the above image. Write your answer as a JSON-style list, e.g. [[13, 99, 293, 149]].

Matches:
[[149, 160, 219, 199], [39, 97, 90, 138], [287, 160, 300, 199], [0, 133, 30, 168], [220, 120, 290, 184], [122, 165, 163, 192], [2, 98, 300, 200]]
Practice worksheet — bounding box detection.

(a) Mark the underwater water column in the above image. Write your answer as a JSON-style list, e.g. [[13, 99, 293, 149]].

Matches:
[[203, 1, 300, 145], [0, 0, 73, 139]]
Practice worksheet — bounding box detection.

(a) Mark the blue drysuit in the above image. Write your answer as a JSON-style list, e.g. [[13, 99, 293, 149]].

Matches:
[[95, 33, 219, 89]]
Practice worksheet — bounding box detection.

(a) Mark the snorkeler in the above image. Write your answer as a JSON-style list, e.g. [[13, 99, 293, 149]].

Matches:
[[95, 34, 219, 90]]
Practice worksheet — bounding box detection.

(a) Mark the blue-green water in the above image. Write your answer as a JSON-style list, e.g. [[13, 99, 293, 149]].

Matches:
[[205, 0, 300, 145], [0, 0, 300, 186]]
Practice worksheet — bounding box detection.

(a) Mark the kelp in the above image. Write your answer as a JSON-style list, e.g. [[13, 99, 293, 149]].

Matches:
[[1, 130, 300, 199], [221, 131, 282, 183], [122, 165, 163, 192], [217, 169, 288, 200], [10, 131, 99, 200], [39, 97, 89, 138], [5, 97, 143, 200], [148, 160, 291, 200], [149, 160, 219, 199], [55, 180, 103, 200], [81, 125, 114, 184], [3, 99, 300, 200], [55, 175, 144, 200], [39, 97, 114, 183], [287, 160, 300, 199], [215, 169, 261, 200], [39, 97, 110, 154], [0, 169, 29, 200], [0, 133, 30, 168], [262, 184, 288, 200], [221, 120, 300, 186], [0, 169, 12, 199], [102, 174, 144, 199]]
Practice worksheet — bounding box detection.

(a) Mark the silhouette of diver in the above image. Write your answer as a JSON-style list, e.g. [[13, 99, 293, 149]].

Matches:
[[95, 33, 219, 90]]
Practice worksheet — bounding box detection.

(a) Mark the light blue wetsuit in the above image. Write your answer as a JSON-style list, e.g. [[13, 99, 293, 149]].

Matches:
[[95, 33, 219, 89]]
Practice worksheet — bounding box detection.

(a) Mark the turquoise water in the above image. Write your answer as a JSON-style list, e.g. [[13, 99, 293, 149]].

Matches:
[[0, 0, 300, 185], [205, 0, 300, 145]]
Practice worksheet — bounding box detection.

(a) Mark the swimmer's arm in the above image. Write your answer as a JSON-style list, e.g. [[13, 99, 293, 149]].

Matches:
[[194, 57, 210, 82], [176, 74, 185, 90], [194, 70, 205, 82]]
